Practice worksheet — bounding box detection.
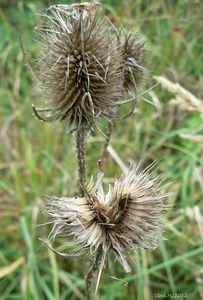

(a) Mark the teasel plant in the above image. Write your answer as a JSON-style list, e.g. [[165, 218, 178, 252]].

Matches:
[[20, 1, 148, 190], [43, 162, 170, 299], [31, 2, 124, 193], [19, 2, 170, 299]]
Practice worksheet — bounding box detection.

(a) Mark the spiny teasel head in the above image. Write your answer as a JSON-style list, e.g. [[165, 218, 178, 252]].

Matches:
[[121, 32, 147, 95], [45, 163, 169, 273], [33, 4, 123, 131]]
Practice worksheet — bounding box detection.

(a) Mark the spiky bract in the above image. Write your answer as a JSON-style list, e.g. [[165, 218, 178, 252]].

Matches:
[[34, 6, 123, 131], [46, 164, 169, 272]]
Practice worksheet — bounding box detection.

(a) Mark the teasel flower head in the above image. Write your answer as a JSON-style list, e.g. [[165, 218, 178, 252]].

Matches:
[[121, 32, 147, 95], [33, 4, 123, 131], [45, 163, 169, 273]]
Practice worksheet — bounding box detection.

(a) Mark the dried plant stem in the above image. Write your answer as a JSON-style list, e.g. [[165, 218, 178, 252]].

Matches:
[[76, 127, 86, 196], [86, 248, 103, 300], [100, 122, 113, 169]]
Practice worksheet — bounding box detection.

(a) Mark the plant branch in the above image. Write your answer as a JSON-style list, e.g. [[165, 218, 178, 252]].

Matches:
[[76, 127, 86, 196], [86, 248, 103, 300], [100, 121, 113, 170]]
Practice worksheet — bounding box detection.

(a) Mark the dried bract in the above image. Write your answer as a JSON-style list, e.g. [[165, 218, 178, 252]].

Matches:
[[34, 5, 123, 131], [46, 164, 169, 273]]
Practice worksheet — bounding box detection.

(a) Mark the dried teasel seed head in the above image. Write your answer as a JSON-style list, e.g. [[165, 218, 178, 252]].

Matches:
[[45, 163, 170, 273], [122, 32, 147, 95], [34, 4, 123, 131]]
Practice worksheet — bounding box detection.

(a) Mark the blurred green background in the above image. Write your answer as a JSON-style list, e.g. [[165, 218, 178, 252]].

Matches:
[[0, 0, 203, 299]]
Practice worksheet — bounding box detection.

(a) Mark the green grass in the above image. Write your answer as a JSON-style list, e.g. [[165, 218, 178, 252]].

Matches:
[[0, 0, 203, 299]]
